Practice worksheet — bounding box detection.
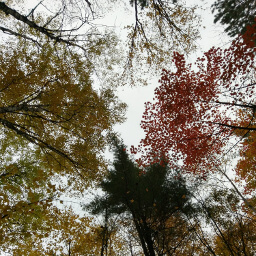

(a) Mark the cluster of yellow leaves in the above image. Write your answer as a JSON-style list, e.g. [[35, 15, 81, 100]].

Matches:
[[7, 206, 130, 255], [0, 30, 125, 252], [0, 155, 57, 251], [0, 39, 125, 182], [213, 218, 256, 255]]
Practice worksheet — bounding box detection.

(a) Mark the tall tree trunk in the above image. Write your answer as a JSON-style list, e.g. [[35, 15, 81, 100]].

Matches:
[[133, 219, 150, 256], [143, 223, 156, 256]]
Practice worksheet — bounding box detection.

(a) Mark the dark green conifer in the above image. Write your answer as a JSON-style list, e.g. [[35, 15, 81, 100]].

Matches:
[[212, 0, 256, 37], [87, 137, 196, 256]]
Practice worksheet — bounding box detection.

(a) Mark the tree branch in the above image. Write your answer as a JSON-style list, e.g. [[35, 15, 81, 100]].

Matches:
[[0, 25, 42, 47], [0, 117, 80, 168], [211, 101, 256, 110], [212, 122, 256, 131], [213, 163, 256, 215], [0, 104, 47, 114], [0, 1, 87, 51]]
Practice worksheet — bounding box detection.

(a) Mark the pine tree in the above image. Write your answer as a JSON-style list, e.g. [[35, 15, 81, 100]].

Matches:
[[88, 137, 196, 255]]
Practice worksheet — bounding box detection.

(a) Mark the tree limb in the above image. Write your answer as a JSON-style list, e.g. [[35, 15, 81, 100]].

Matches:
[[0, 117, 80, 168], [0, 1, 87, 51], [0, 25, 42, 47], [212, 122, 256, 131]]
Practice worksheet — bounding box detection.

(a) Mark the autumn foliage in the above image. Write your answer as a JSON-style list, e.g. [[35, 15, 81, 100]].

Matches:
[[1, 0, 256, 254], [0, 41, 125, 179], [235, 123, 256, 194], [139, 23, 256, 174]]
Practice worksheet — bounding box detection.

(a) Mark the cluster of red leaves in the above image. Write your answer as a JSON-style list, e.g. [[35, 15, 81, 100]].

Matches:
[[242, 17, 256, 49], [136, 24, 256, 174]]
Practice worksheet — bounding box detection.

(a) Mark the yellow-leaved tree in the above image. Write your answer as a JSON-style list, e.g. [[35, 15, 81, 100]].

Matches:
[[7, 206, 131, 255], [0, 32, 125, 253], [0, 40, 125, 179]]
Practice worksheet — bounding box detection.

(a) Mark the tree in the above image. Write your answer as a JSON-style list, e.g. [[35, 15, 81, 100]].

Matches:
[[0, 0, 199, 50], [0, 157, 57, 254], [42, 207, 129, 256], [137, 24, 256, 217], [0, 0, 106, 52], [213, 217, 256, 256], [0, 0, 201, 85], [0, 0, 202, 253], [0, 0, 201, 170], [124, 0, 201, 85], [3, 205, 129, 255], [201, 187, 256, 256], [211, 0, 256, 37], [0, 1, 201, 177], [0, 39, 125, 179], [0, 35, 125, 252], [138, 24, 256, 174], [234, 109, 256, 195], [88, 137, 197, 256]]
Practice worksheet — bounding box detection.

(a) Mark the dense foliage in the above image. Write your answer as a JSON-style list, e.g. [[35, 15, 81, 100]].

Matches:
[[88, 137, 198, 256], [211, 0, 256, 37], [1, 0, 256, 254], [139, 22, 256, 175]]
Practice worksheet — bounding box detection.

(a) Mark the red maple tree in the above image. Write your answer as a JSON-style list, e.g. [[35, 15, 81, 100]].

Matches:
[[137, 23, 256, 174]]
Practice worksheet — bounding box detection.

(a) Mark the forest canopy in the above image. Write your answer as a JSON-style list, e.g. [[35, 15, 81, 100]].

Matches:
[[0, 0, 256, 255]]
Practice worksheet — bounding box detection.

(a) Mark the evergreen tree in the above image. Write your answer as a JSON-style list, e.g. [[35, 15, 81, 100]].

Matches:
[[212, 0, 256, 37], [88, 137, 196, 256]]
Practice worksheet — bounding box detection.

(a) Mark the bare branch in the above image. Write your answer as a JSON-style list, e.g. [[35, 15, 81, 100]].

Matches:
[[212, 122, 256, 131], [26, 0, 44, 19], [0, 1, 87, 51], [0, 25, 42, 47], [211, 101, 256, 110]]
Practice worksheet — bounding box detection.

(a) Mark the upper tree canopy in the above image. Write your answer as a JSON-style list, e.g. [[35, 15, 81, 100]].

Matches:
[[212, 0, 256, 37], [0, 0, 203, 174], [0, 0, 201, 86], [0, 0, 201, 253], [139, 25, 256, 174], [0, 41, 126, 181]]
